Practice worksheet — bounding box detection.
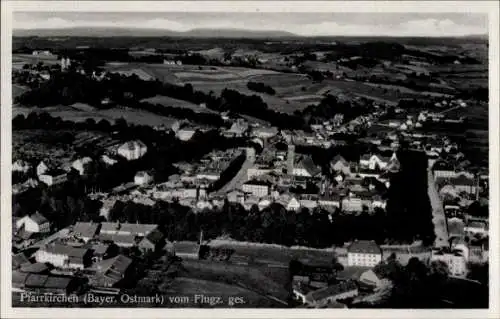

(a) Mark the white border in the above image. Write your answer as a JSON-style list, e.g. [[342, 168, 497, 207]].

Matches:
[[1, 1, 499, 319]]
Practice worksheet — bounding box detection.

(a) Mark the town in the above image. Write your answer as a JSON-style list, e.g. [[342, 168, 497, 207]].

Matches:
[[11, 28, 489, 309]]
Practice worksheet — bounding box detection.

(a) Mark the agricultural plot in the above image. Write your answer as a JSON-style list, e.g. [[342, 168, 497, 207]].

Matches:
[[140, 95, 217, 114], [13, 104, 179, 128], [12, 85, 29, 99]]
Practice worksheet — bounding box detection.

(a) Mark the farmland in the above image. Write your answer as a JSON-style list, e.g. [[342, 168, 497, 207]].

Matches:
[[140, 95, 218, 114], [13, 104, 179, 128]]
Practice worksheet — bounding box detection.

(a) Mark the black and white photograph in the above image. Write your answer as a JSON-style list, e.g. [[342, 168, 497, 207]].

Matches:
[[1, 1, 498, 318]]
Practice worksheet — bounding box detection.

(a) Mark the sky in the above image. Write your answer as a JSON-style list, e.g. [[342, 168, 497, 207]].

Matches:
[[13, 12, 488, 37]]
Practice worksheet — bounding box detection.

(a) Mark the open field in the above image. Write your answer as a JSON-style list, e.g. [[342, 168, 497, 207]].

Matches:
[[13, 53, 60, 64], [12, 85, 29, 99], [181, 259, 289, 304], [13, 104, 179, 128], [140, 95, 218, 114], [175, 240, 335, 266]]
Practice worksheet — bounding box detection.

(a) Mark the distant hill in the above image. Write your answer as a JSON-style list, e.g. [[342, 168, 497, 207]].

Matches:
[[13, 27, 298, 38]]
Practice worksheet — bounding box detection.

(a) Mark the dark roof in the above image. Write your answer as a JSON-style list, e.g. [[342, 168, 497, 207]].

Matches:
[[12, 253, 30, 269], [306, 280, 358, 303], [44, 276, 73, 289], [96, 254, 133, 282], [28, 212, 49, 225], [243, 179, 272, 187], [99, 233, 138, 246], [100, 222, 157, 236], [42, 244, 90, 258], [12, 271, 29, 286], [348, 240, 382, 254], [296, 156, 321, 176], [142, 229, 164, 245], [331, 155, 349, 166], [25, 274, 49, 287], [73, 222, 100, 238], [20, 262, 50, 274], [92, 244, 110, 255]]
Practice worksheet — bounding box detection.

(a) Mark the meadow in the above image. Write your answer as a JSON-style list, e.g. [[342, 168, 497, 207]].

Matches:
[[13, 104, 179, 128]]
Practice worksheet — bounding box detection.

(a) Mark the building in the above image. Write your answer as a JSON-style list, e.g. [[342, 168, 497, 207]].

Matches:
[[35, 244, 92, 269], [330, 155, 351, 175], [359, 154, 390, 171], [134, 171, 153, 185], [39, 169, 68, 186], [138, 229, 165, 253], [16, 212, 50, 233], [99, 234, 137, 248], [176, 127, 197, 141], [36, 161, 51, 176], [318, 195, 341, 209], [431, 248, 467, 277], [72, 157, 93, 175], [293, 156, 321, 178], [117, 140, 148, 161], [341, 197, 364, 212], [247, 166, 274, 180], [224, 120, 249, 137], [72, 222, 101, 243], [359, 268, 386, 290], [100, 222, 158, 237], [251, 126, 279, 139], [287, 144, 296, 175], [12, 160, 31, 173], [91, 244, 113, 263], [15, 272, 79, 295], [347, 240, 382, 267], [464, 221, 488, 238], [241, 180, 271, 197], [92, 254, 134, 288], [101, 154, 119, 166], [304, 280, 358, 307]]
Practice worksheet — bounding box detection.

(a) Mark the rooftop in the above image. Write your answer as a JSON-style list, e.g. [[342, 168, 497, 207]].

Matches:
[[41, 244, 90, 258], [348, 240, 382, 255], [306, 280, 358, 303]]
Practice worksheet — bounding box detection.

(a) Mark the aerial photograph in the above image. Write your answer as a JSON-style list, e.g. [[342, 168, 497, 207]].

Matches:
[[9, 10, 490, 309]]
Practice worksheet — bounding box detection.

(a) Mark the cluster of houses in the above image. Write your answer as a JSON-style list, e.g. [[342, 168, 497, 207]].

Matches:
[[12, 139, 148, 189], [291, 240, 388, 308], [13, 220, 167, 294]]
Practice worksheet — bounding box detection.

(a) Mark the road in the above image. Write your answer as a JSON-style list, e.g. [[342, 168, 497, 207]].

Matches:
[[427, 168, 449, 248], [215, 148, 256, 195]]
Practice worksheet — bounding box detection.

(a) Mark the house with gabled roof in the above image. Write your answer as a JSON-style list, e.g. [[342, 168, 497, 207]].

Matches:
[[91, 254, 134, 288], [72, 157, 93, 175], [293, 156, 321, 178], [13, 159, 31, 173], [330, 155, 352, 175], [72, 222, 101, 243], [35, 244, 92, 269], [16, 212, 50, 233], [359, 154, 390, 171], [117, 140, 147, 161], [138, 229, 166, 253], [304, 280, 358, 307], [347, 240, 382, 267]]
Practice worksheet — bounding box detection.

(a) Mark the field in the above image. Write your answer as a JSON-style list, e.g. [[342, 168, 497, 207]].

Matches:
[[140, 95, 218, 114], [175, 240, 335, 266], [12, 85, 29, 99], [13, 104, 179, 128], [178, 259, 289, 307], [12, 129, 118, 166], [12, 53, 60, 65]]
